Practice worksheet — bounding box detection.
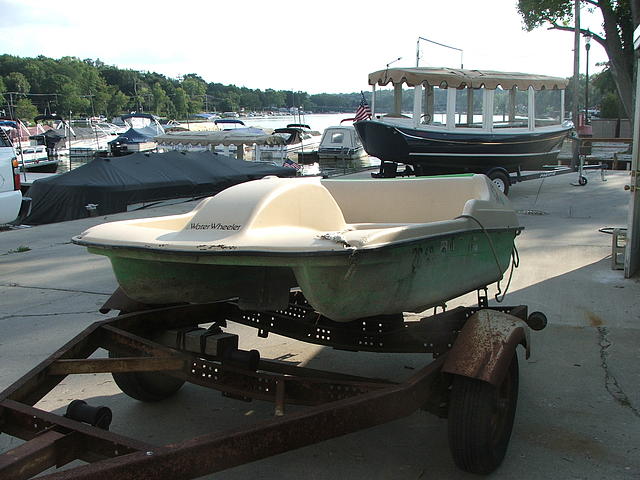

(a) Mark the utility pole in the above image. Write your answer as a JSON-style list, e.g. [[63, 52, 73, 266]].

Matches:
[[571, 0, 581, 168]]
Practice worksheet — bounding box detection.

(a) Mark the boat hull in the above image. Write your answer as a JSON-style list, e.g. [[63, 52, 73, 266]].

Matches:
[[89, 227, 517, 322], [354, 120, 571, 173]]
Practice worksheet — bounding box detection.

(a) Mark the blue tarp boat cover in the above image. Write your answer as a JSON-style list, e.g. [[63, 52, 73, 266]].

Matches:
[[24, 150, 296, 225]]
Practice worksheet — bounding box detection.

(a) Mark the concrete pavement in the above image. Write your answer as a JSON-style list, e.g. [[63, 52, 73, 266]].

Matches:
[[1, 170, 639, 478]]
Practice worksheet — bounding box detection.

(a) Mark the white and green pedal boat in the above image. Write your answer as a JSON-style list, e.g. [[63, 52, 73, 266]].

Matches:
[[73, 174, 521, 322]]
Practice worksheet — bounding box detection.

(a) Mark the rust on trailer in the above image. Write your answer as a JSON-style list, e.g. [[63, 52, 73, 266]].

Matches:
[[6, 359, 445, 480], [441, 309, 530, 386], [0, 297, 538, 479], [48, 357, 186, 376]]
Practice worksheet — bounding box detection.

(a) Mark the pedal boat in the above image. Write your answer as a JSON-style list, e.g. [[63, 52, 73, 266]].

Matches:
[[72, 174, 521, 322]]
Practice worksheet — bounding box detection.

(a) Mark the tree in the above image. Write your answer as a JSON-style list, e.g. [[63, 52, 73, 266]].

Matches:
[[151, 82, 171, 116], [181, 74, 206, 113], [56, 83, 90, 116], [106, 86, 129, 118], [4, 72, 31, 94], [172, 87, 189, 118], [518, 0, 637, 119], [14, 98, 38, 122]]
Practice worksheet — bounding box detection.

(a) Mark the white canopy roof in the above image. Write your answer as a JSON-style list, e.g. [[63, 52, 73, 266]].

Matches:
[[155, 130, 285, 147], [368, 67, 569, 90]]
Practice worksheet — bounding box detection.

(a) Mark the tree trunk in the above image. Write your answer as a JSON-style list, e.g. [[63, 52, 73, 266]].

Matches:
[[599, 0, 635, 120]]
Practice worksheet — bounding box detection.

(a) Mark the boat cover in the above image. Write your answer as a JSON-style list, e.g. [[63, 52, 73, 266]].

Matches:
[[108, 125, 160, 146], [368, 67, 569, 90], [23, 150, 296, 225]]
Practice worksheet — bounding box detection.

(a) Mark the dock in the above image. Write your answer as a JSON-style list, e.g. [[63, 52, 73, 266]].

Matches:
[[0, 172, 639, 479]]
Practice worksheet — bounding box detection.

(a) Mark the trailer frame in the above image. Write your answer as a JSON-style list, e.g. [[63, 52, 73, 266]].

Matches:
[[0, 291, 543, 479]]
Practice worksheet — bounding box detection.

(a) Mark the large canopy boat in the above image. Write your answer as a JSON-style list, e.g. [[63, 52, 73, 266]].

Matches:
[[354, 67, 572, 189]]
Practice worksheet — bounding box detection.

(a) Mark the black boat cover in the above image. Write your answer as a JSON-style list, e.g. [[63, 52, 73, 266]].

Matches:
[[108, 125, 158, 145], [24, 150, 296, 225]]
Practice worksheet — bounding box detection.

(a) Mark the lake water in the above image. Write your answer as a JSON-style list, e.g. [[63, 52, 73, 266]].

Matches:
[[56, 113, 381, 176]]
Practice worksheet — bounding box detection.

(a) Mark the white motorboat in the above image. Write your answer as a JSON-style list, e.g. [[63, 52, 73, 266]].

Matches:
[[318, 125, 366, 160]]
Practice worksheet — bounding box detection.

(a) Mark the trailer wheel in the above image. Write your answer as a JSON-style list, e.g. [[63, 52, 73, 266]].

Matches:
[[109, 351, 185, 402], [579, 175, 588, 186], [488, 171, 510, 195], [447, 353, 519, 474]]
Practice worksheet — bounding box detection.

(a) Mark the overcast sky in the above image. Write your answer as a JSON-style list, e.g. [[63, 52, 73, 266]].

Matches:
[[0, 0, 609, 94]]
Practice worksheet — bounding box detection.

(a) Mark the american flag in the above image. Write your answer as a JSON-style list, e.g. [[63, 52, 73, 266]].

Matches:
[[283, 158, 302, 171], [354, 93, 372, 122]]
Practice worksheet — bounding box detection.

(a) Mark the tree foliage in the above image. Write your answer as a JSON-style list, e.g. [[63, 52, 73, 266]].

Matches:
[[14, 98, 37, 120], [517, 0, 637, 119], [0, 54, 374, 122]]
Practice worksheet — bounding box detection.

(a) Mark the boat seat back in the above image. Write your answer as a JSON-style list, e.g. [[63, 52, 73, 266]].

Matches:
[[322, 175, 490, 224], [182, 177, 347, 237]]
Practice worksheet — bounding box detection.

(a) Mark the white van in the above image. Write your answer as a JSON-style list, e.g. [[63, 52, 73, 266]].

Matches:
[[0, 130, 30, 225]]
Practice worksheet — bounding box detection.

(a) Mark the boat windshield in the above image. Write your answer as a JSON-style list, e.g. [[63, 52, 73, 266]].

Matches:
[[534, 89, 563, 127], [124, 116, 153, 129]]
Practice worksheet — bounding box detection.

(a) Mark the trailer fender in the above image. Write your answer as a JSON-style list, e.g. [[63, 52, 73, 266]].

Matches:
[[442, 309, 530, 386]]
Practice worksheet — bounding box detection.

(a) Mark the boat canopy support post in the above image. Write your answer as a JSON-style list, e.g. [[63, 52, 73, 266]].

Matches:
[[371, 84, 376, 116], [424, 85, 434, 123], [394, 83, 403, 116], [483, 89, 494, 131], [446, 88, 456, 129], [509, 88, 517, 124], [467, 88, 475, 126], [413, 84, 423, 128], [528, 86, 536, 131]]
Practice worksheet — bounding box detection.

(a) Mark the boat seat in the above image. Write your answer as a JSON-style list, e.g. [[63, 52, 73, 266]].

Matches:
[[322, 176, 489, 225]]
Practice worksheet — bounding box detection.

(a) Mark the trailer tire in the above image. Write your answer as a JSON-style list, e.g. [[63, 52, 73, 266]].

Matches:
[[579, 175, 588, 186], [488, 171, 510, 195], [447, 353, 519, 474], [109, 351, 185, 402]]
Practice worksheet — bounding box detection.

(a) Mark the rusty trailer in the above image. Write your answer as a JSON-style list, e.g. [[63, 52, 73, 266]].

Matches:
[[0, 289, 546, 479]]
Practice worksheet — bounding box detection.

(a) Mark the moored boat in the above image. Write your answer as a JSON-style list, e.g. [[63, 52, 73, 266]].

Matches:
[[155, 128, 286, 160], [318, 125, 366, 160], [355, 67, 572, 187], [0, 116, 61, 172], [73, 174, 521, 322], [109, 113, 164, 156], [257, 124, 322, 161]]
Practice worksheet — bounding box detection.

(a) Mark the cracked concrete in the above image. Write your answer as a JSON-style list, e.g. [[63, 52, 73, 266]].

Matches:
[[0, 172, 639, 479], [597, 326, 640, 419], [1, 282, 110, 295]]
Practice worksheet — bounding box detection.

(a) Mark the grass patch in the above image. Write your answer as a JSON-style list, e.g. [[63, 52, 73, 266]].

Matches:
[[4, 245, 31, 255]]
